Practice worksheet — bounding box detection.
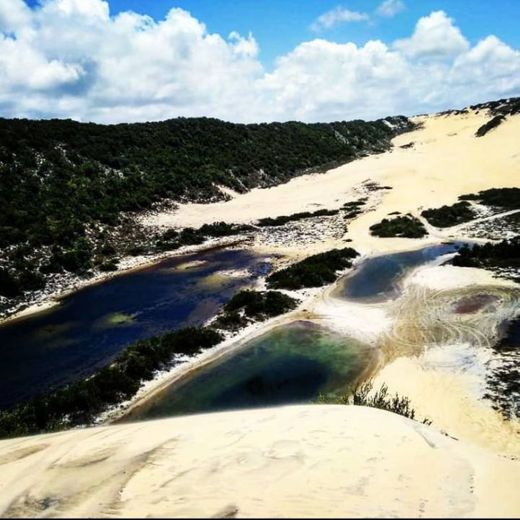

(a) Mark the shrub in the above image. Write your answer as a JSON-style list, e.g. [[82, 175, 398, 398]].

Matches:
[[452, 237, 520, 270], [317, 381, 431, 424], [213, 290, 297, 331], [369, 215, 427, 238], [459, 187, 520, 209], [421, 201, 476, 227], [266, 248, 359, 290], [257, 209, 339, 227], [475, 115, 505, 137]]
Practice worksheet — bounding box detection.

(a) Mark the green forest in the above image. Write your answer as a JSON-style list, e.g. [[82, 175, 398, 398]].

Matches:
[[0, 115, 413, 302]]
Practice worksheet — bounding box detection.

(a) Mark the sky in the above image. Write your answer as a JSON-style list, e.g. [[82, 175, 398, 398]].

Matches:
[[1, 0, 519, 123]]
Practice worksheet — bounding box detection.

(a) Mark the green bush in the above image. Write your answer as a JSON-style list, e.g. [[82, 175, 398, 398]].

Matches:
[[266, 248, 359, 289], [257, 209, 339, 227], [369, 215, 427, 238], [459, 187, 520, 209], [317, 381, 431, 425], [213, 290, 297, 331], [421, 201, 476, 227], [452, 237, 520, 270]]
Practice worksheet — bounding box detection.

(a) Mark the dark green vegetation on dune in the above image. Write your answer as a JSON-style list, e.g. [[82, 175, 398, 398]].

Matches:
[[155, 222, 254, 253], [421, 201, 477, 228], [486, 316, 520, 419], [266, 248, 359, 290], [213, 290, 297, 331], [473, 97, 520, 137], [369, 215, 427, 238], [475, 115, 506, 137], [0, 326, 222, 438], [257, 208, 339, 227], [318, 381, 431, 425], [419, 187, 520, 231], [0, 115, 413, 304], [452, 237, 520, 273], [459, 188, 520, 209]]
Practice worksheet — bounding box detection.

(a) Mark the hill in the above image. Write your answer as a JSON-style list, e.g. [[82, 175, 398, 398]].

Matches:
[[0, 405, 517, 518], [0, 114, 412, 308]]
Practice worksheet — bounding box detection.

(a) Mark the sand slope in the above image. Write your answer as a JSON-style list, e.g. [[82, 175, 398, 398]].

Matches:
[[144, 110, 520, 256], [0, 405, 518, 518]]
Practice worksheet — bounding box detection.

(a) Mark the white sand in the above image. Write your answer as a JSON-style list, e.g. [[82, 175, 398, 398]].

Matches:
[[143, 111, 520, 257], [373, 353, 520, 458], [311, 293, 392, 345], [0, 405, 519, 518], [405, 264, 518, 291]]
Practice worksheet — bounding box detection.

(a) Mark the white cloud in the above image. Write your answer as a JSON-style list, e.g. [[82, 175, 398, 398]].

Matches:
[[0, 0, 31, 33], [394, 11, 469, 59], [377, 0, 405, 18], [0, 2, 518, 123], [310, 7, 369, 32]]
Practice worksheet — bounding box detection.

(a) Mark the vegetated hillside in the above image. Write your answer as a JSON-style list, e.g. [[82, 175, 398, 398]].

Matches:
[[0, 115, 414, 305], [435, 96, 520, 137]]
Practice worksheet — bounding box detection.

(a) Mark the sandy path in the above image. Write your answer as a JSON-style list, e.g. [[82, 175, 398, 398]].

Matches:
[[0, 405, 519, 518]]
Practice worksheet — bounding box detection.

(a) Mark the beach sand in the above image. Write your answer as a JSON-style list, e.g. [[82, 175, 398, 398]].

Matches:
[[0, 405, 518, 518]]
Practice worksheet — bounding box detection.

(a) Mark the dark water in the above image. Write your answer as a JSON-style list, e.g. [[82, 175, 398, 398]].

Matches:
[[0, 248, 270, 410], [337, 243, 462, 301], [126, 321, 373, 421], [499, 316, 520, 348]]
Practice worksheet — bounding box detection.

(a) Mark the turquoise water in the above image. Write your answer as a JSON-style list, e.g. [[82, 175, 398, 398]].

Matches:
[[125, 321, 373, 421]]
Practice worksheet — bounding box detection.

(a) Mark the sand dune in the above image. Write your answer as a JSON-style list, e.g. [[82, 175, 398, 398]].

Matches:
[[144, 110, 520, 257], [0, 405, 519, 518], [2, 110, 518, 518]]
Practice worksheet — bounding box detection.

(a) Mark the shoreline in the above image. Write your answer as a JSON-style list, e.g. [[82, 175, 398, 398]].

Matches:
[[102, 306, 310, 424], [101, 241, 451, 417], [107, 238, 520, 457], [0, 235, 253, 326]]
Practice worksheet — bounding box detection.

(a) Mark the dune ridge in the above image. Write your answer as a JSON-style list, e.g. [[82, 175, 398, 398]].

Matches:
[[0, 405, 519, 518]]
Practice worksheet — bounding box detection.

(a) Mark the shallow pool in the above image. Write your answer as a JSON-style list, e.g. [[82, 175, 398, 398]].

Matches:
[[126, 320, 374, 421]]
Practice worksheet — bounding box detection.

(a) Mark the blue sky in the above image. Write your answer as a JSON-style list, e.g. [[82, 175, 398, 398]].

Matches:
[[93, 0, 520, 68], [3, 0, 520, 123]]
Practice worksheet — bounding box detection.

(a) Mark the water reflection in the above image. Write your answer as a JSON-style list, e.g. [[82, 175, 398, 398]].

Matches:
[[0, 248, 271, 410], [336, 243, 462, 301], [126, 321, 374, 421]]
